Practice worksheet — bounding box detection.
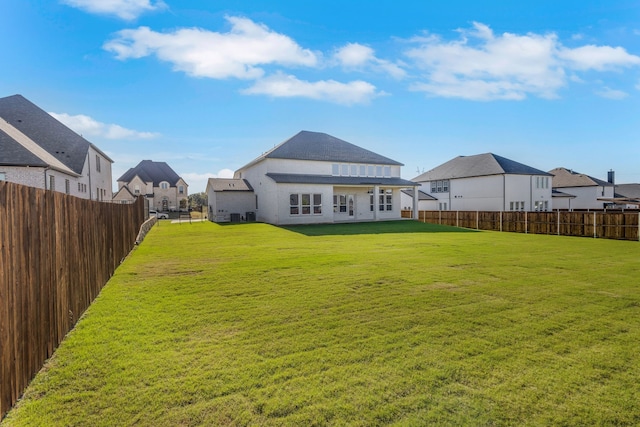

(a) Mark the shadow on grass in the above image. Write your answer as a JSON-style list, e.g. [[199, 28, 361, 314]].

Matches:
[[280, 220, 476, 236]]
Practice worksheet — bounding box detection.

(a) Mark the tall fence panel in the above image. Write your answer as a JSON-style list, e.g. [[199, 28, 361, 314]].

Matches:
[[0, 181, 145, 419], [404, 209, 639, 241]]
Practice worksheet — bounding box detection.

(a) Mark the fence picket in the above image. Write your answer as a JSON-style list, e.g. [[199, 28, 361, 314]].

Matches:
[[0, 181, 145, 419]]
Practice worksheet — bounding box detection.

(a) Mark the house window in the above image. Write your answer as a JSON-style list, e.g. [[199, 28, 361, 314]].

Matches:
[[378, 188, 392, 211], [439, 202, 447, 211], [376, 166, 383, 177], [95, 155, 101, 172], [134, 184, 140, 194], [431, 181, 437, 193], [49, 175, 55, 191], [359, 165, 366, 176], [179, 185, 184, 194], [291, 193, 322, 215], [443, 180, 449, 192], [350, 165, 357, 176], [65, 179, 70, 195], [0, 172, 5, 181], [301, 194, 311, 214], [334, 194, 347, 213], [368, 165, 374, 177], [366, 189, 373, 211], [160, 182, 169, 190], [510, 201, 514, 211], [520, 201, 525, 211], [341, 164, 349, 176], [383, 166, 391, 177], [332, 164, 339, 176], [255, 195, 259, 210], [313, 194, 322, 214]]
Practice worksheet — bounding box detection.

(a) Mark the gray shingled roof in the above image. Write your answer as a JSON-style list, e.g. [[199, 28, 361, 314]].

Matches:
[[413, 153, 551, 182], [0, 94, 98, 174], [615, 183, 640, 199], [551, 189, 576, 198], [117, 160, 184, 187], [401, 189, 438, 201], [549, 167, 613, 188], [247, 131, 403, 167], [266, 173, 416, 187], [207, 178, 253, 192], [0, 128, 48, 167]]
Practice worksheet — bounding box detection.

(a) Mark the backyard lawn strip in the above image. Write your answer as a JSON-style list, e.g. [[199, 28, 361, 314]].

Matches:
[[2, 221, 640, 426]]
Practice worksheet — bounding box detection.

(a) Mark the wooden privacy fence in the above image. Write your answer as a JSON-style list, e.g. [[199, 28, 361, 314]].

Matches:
[[0, 181, 145, 419], [402, 210, 640, 241]]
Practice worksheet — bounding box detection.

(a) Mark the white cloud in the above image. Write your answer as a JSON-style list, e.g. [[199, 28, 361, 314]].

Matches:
[[242, 72, 382, 105], [61, 0, 166, 21], [104, 16, 318, 79], [334, 43, 406, 79], [558, 45, 640, 71], [49, 112, 160, 140], [596, 87, 628, 100], [405, 22, 640, 100]]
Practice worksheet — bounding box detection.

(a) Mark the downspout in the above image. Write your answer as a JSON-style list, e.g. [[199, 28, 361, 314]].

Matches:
[[44, 166, 51, 190], [87, 151, 93, 200], [503, 175, 506, 211]]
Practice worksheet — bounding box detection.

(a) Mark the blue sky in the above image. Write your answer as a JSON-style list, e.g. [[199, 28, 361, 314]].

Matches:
[[2, 1, 640, 192]]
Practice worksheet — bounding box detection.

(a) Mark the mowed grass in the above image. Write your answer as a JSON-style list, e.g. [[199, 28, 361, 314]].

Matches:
[[3, 221, 640, 426]]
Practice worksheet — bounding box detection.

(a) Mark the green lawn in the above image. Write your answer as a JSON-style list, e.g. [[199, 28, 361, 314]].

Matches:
[[3, 221, 640, 426]]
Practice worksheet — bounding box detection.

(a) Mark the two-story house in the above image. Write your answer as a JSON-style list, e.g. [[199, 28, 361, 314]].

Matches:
[[208, 131, 418, 225], [113, 160, 188, 211], [413, 153, 553, 212], [549, 167, 615, 210], [0, 94, 113, 200]]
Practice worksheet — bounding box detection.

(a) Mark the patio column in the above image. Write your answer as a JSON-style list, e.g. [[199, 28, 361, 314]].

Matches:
[[373, 185, 379, 221], [412, 186, 419, 219]]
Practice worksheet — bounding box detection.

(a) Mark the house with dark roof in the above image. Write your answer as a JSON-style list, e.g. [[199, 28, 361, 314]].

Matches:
[[0, 94, 113, 200], [412, 153, 553, 212], [113, 160, 188, 211], [548, 167, 614, 210], [217, 130, 418, 225], [610, 183, 640, 209], [400, 189, 437, 211]]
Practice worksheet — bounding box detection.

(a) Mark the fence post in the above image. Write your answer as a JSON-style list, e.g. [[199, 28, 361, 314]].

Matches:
[[476, 211, 479, 230], [594, 211, 597, 238], [438, 209, 441, 225], [456, 211, 459, 228], [500, 211, 503, 232], [557, 210, 560, 235], [525, 211, 528, 234]]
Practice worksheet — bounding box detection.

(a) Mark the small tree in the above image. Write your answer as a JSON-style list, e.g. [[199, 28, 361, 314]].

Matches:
[[188, 192, 208, 210]]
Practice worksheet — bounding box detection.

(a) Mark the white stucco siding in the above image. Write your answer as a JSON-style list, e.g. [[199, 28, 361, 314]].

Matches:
[[556, 186, 612, 210], [274, 183, 334, 225], [209, 191, 255, 222], [447, 175, 504, 211]]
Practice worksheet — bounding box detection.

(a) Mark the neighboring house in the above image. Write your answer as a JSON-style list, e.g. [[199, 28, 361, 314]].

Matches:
[[549, 167, 614, 210], [113, 160, 188, 211], [206, 178, 255, 222], [608, 183, 640, 209], [0, 94, 113, 200], [401, 189, 437, 211], [413, 153, 553, 212], [213, 130, 418, 225]]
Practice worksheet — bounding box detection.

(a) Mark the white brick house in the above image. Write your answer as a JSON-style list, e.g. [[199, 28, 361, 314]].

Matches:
[[0, 94, 113, 200], [211, 131, 419, 225], [412, 153, 553, 212]]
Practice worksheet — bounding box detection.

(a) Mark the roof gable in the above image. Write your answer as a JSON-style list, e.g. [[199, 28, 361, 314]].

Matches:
[[0, 95, 95, 174], [244, 131, 403, 168], [414, 153, 550, 181], [117, 160, 183, 187]]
